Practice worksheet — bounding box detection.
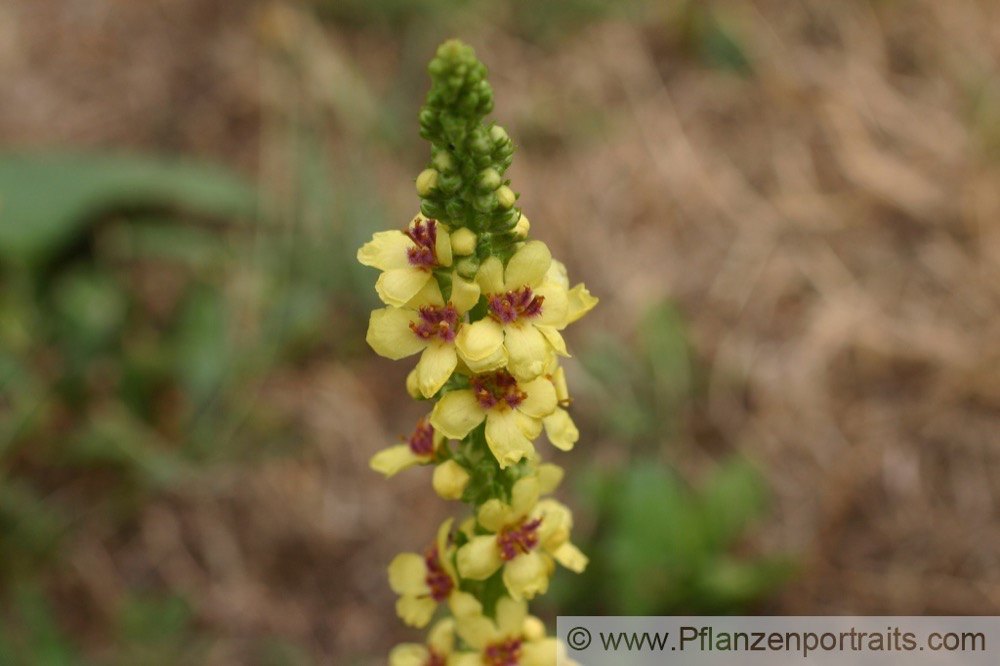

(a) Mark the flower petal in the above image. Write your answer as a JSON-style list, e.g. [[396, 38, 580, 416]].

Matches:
[[494, 596, 529, 636], [502, 551, 550, 601], [448, 590, 483, 620], [456, 614, 499, 651], [532, 282, 568, 328], [366, 308, 425, 360], [450, 273, 481, 314], [417, 341, 457, 398], [520, 638, 559, 666], [476, 256, 505, 294], [510, 476, 541, 518], [396, 595, 436, 628], [504, 241, 551, 290], [505, 324, 552, 381], [388, 553, 430, 595], [537, 463, 565, 493], [388, 644, 430, 666], [477, 498, 510, 533], [516, 411, 544, 441], [358, 231, 412, 270], [518, 377, 558, 419], [457, 535, 503, 580], [455, 318, 504, 362], [484, 409, 536, 469], [431, 390, 486, 440], [536, 325, 568, 357], [542, 408, 579, 451], [434, 220, 453, 266], [427, 618, 456, 654], [370, 444, 426, 477], [552, 541, 589, 573], [404, 275, 445, 308], [376, 267, 431, 307], [566, 283, 599, 325]]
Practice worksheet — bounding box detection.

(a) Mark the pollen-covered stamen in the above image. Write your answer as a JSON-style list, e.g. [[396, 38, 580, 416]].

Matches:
[[471, 370, 527, 410], [405, 219, 440, 268], [406, 419, 436, 456], [409, 304, 459, 342], [423, 546, 454, 602], [483, 637, 523, 666], [497, 517, 542, 561], [488, 286, 544, 324]]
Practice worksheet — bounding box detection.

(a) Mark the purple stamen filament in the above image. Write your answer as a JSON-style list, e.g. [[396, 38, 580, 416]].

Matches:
[[424, 649, 447, 666], [409, 304, 459, 342], [406, 219, 439, 268], [488, 286, 544, 324], [407, 419, 436, 456], [471, 371, 526, 411], [497, 517, 542, 561], [423, 546, 454, 602], [484, 637, 523, 666]]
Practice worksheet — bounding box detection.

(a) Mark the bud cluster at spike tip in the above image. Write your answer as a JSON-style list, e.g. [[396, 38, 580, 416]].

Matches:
[[417, 39, 520, 237], [357, 39, 597, 666]]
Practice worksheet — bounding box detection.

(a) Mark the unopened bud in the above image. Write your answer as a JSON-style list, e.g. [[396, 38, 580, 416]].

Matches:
[[496, 185, 516, 209], [416, 169, 439, 196], [513, 213, 530, 238], [432, 151, 455, 172], [450, 228, 478, 256], [490, 125, 509, 146], [405, 369, 421, 399], [477, 168, 501, 191], [456, 256, 480, 280], [433, 460, 470, 500]]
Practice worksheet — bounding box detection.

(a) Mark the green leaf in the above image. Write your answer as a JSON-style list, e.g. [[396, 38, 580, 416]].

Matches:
[[699, 458, 768, 547], [0, 152, 258, 269]]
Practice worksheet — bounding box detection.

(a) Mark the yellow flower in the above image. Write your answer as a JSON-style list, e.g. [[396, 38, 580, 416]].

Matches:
[[450, 596, 559, 666], [366, 272, 481, 397], [358, 214, 453, 307], [388, 519, 483, 628], [545, 258, 598, 326], [430, 370, 556, 469], [456, 472, 587, 602], [370, 418, 443, 478], [541, 363, 579, 452], [456, 241, 569, 381], [389, 617, 457, 666]]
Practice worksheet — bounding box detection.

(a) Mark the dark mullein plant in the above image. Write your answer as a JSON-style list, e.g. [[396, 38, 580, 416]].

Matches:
[[358, 40, 597, 666]]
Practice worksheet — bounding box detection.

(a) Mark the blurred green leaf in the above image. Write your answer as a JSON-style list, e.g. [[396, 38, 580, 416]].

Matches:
[[0, 152, 258, 268], [699, 458, 768, 548], [173, 284, 228, 405], [0, 584, 80, 666]]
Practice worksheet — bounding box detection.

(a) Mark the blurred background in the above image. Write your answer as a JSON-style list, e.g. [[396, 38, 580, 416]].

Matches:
[[2, 0, 1000, 663]]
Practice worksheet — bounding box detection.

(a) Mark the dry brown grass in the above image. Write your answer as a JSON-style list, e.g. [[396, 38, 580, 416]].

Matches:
[[4, 0, 1000, 662]]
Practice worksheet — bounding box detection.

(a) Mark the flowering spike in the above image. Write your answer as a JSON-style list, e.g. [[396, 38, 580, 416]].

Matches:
[[360, 39, 598, 663]]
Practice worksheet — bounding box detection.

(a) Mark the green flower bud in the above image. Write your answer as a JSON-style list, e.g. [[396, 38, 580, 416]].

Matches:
[[490, 125, 509, 146], [474, 191, 498, 213], [432, 151, 455, 172], [456, 256, 480, 280], [450, 228, 478, 256], [416, 168, 439, 196], [477, 168, 501, 192], [496, 185, 516, 209], [438, 171, 462, 195]]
